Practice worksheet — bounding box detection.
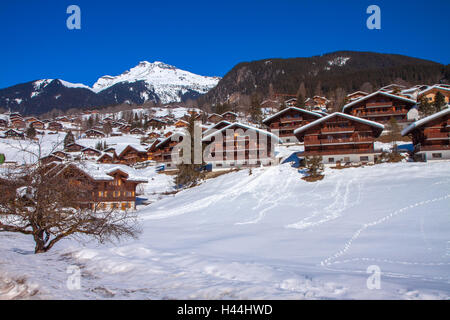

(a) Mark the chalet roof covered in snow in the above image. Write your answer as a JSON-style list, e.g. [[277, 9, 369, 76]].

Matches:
[[57, 162, 148, 183], [418, 85, 450, 96], [293, 112, 385, 139], [262, 107, 323, 125], [342, 91, 417, 112], [401, 107, 450, 136], [202, 122, 283, 144]]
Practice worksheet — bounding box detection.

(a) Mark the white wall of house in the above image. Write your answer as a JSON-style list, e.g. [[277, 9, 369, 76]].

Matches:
[[418, 150, 450, 161], [317, 152, 380, 165]]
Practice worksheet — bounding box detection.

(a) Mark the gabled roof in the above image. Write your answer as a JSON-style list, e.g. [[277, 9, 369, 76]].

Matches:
[[347, 91, 368, 97], [342, 91, 417, 112], [417, 85, 450, 96], [221, 111, 238, 117], [293, 112, 384, 139], [401, 107, 450, 136], [156, 132, 185, 149], [207, 113, 223, 118], [115, 143, 148, 157], [202, 122, 283, 144], [262, 107, 322, 125], [203, 120, 232, 135], [59, 162, 148, 183]]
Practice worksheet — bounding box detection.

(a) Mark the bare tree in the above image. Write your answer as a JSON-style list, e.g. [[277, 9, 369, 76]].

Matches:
[[0, 140, 140, 253]]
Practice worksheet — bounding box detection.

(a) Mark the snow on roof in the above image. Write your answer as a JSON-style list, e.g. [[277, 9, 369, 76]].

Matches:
[[262, 107, 322, 124], [156, 132, 185, 149], [114, 143, 147, 157], [69, 162, 148, 183], [418, 85, 450, 96], [202, 122, 283, 144], [221, 111, 238, 117], [342, 91, 417, 112], [401, 107, 450, 136], [293, 112, 385, 136], [346, 91, 368, 97]]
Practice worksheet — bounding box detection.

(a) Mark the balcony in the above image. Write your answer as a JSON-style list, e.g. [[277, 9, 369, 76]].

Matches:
[[366, 102, 393, 108], [415, 145, 450, 152], [303, 148, 382, 156], [304, 136, 374, 146], [279, 117, 303, 123], [321, 126, 355, 134]]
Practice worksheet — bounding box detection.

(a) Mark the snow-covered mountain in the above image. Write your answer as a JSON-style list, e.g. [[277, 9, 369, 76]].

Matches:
[[0, 62, 220, 115], [92, 61, 220, 103]]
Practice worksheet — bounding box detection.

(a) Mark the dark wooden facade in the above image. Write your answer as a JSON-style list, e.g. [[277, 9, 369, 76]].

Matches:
[[57, 164, 147, 211], [262, 107, 322, 143], [402, 108, 450, 160], [294, 113, 384, 165], [342, 91, 417, 125], [202, 123, 281, 170]]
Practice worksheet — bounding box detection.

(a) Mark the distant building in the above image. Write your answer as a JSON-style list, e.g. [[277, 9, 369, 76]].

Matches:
[[342, 91, 417, 126], [262, 107, 322, 143], [401, 108, 450, 161]]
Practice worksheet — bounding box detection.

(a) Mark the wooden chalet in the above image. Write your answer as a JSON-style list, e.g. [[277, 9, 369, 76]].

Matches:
[[81, 147, 102, 158], [30, 120, 45, 129], [221, 111, 238, 122], [84, 129, 106, 138], [115, 144, 148, 165], [47, 121, 63, 131], [65, 143, 85, 152], [40, 154, 64, 165], [147, 132, 161, 139], [294, 112, 384, 165], [262, 107, 323, 143], [120, 124, 132, 134], [207, 113, 223, 124], [401, 108, 450, 161], [150, 133, 184, 170], [147, 118, 167, 128], [11, 118, 25, 129], [175, 120, 188, 128], [203, 120, 232, 137], [130, 127, 145, 135], [0, 118, 8, 128], [342, 91, 418, 126], [3, 129, 24, 139], [346, 91, 369, 102], [417, 85, 450, 105], [97, 152, 115, 164], [379, 84, 407, 93], [53, 162, 147, 211], [202, 122, 282, 170]]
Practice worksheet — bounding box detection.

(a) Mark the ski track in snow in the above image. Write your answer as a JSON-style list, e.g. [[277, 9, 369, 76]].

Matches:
[[286, 171, 362, 230], [321, 193, 450, 271]]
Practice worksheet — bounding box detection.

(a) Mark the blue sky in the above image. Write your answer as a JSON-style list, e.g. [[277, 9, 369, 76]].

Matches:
[[0, 0, 449, 89]]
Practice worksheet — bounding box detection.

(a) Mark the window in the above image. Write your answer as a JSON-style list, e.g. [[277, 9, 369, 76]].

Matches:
[[344, 157, 350, 162], [360, 156, 369, 161], [328, 158, 335, 163], [432, 153, 442, 159]]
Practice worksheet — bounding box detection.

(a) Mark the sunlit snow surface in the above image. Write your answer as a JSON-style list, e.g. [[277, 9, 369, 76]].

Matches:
[[0, 160, 449, 299]]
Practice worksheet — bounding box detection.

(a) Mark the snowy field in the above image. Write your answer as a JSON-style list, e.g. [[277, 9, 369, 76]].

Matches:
[[0, 160, 449, 299]]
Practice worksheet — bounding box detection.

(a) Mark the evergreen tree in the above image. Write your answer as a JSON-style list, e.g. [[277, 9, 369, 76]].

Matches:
[[0, 153, 5, 164], [64, 131, 75, 148], [249, 94, 262, 124], [175, 114, 204, 188], [386, 117, 401, 153], [433, 92, 446, 113], [26, 126, 36, 139], [418, 96, 433, 116], [305, 155, 324, 178], [296, 93, 305, 108]]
